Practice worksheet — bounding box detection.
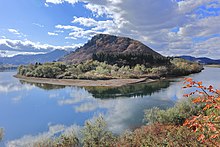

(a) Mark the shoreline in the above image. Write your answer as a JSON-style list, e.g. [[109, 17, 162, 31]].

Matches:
[[15, 75, 158, 87]]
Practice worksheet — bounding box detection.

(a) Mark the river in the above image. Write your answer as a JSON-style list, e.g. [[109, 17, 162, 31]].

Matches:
[[0, 67, 220, 146]]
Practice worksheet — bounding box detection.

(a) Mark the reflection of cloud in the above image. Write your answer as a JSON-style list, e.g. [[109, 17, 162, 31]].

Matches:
[[58, 88, 93, 105], [75, 100, 113, 112], [104, 95, 174, 134], [49, 93, 60, 99], [0, 83, 34, 93], [12, 96, 22, 103], [6, 124, 81, 147]]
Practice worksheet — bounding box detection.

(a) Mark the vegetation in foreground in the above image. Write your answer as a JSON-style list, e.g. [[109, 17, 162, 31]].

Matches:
[[6, 78, 218, 147], [17, 58, 203, 80], [0, 128, 3, 142]]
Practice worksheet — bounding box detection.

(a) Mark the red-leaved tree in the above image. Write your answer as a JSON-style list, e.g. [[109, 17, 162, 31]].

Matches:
[[183, 78, 220, 146]]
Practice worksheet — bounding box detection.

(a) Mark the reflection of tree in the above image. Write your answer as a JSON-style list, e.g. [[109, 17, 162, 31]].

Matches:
[[19, 79, 171, 99], [19, 80, 66, 90], [85, 81, 171, 99]]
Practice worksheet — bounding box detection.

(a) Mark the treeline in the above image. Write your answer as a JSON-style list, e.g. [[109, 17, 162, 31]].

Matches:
[[17, 58, 203, 80], [92, 52, 170, 67]]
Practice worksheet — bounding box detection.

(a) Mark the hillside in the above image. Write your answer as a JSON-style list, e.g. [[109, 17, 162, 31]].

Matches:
[[60, 34, 168, 67], [179, 55, 220, 64], [0, 49, 68, 65], [17, 34, 203, 80]]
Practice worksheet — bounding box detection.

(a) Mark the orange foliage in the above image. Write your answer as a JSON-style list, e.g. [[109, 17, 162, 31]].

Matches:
[[183, 78, 220, 146]]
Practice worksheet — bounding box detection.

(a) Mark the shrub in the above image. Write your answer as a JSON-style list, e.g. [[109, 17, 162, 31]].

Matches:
[[183, 78, 220, 146], [116, 124, 203, 147], [34, 133, 79, 147], [145, 98, 201, 125], [81, 116, 116, 147], [0, 128, 3, 142]]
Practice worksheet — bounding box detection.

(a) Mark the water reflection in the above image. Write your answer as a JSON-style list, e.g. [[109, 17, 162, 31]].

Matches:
[[85, 81, 171, 98], [2, 67, 220, 146], [19, 79, 172, 99], [19, 80, 66, 90]]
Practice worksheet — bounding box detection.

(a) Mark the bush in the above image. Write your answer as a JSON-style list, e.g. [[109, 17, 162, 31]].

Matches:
[[183, 78, 220, 146], [145, 98, 201, 125], [0, 128, 3, 142], [116, 124, 203, 147], [81, 116, 116, 147], [34, 133, 79, 147]]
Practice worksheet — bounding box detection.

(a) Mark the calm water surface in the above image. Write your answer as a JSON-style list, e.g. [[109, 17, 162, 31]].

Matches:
[[0, 67, 220, 146]]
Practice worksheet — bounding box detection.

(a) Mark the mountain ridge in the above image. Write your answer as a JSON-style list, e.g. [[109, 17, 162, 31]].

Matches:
[[0, 49, 68, 65], [178, 55, 220, 64]]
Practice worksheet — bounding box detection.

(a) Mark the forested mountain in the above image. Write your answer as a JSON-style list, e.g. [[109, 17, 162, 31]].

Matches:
[[60, 34, 169, 67], [179, 56, 220, 64]]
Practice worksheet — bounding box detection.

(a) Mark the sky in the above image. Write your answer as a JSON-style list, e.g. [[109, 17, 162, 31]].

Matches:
[[0, 0, 220, 59]]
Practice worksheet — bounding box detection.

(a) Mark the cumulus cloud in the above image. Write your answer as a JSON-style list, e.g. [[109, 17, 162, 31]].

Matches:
[[46, 0, 220, 58], [0, 38, 81, 57]]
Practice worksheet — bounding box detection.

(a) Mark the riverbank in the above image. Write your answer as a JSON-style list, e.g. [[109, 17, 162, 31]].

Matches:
[[205, 64, 220, 68], [15, 75, 158, 87]]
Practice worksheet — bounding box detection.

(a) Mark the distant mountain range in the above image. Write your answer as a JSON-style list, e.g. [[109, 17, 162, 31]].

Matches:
[[0, 49, 68, 65], [178, 55, 220, 64]]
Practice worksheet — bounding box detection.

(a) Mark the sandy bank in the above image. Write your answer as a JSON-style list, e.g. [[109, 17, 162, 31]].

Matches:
[[15, 75, 157, 87]]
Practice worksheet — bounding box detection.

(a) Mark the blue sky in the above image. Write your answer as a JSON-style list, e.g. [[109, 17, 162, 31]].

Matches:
[[0, 0, 220, 59]]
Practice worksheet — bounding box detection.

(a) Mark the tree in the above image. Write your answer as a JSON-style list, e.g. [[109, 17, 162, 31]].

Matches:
[[183, 78, 220, 146]]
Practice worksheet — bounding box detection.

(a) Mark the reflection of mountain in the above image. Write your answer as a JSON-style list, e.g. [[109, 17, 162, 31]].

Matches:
[[19, 80, 66, 90], [84, 81, 171, 99]]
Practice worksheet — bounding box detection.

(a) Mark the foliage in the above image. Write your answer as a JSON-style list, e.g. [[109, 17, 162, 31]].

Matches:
[[169, 58, 203, 76], [92, 52, 171, 67], [0, 128, 3, 142], [116, 124, 203, 147], [17, 58, 203, 80], [34, 133, 79, 147], [145, 98, 201, 125], [183, 78, 220, 146], [81, 116, 116, 147]]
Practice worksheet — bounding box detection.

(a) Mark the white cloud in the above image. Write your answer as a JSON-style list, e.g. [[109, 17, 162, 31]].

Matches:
[[48, 32, 58, 36], [46, 0, 220, 59], [8, 29, 20, 35], [72, 16, 98, 27], [178, 15, 220, 37], [178, 0, 215, 13], [33, 23, 44, 28], [8, 28, 26, 38], [0, 38, 80, 56], [6, 124, 81, 147], [46, 0, 78, 5], [55, 24, 83, 31]]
